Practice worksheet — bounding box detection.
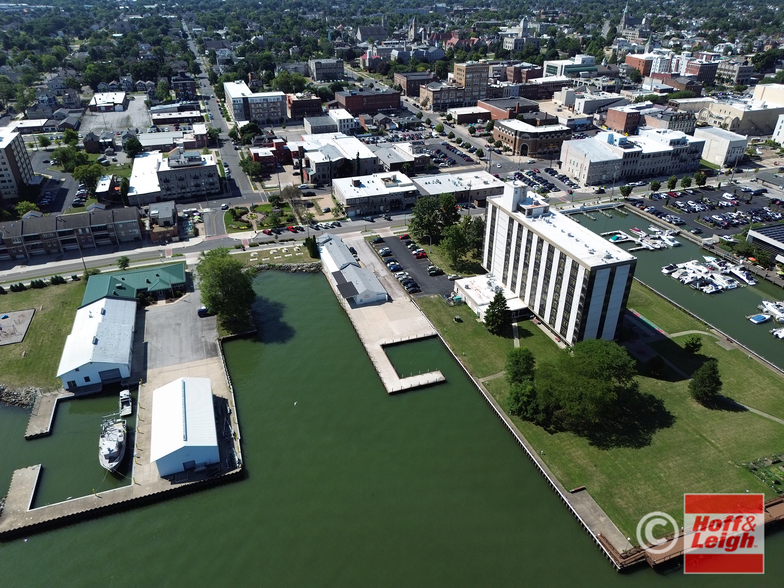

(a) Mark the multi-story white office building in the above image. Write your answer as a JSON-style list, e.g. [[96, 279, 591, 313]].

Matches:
[[327, 108, 360, 135], [223, 81, 286, 124], [0, 128, 33, 203], [483, 182, 636, 345]]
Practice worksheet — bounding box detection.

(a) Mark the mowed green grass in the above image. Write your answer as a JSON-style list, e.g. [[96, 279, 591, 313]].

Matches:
[[416, 295, 562, 378], [626, 281, 706, 334], [0, 280, 86, 389], [485, 375, 783, 541]]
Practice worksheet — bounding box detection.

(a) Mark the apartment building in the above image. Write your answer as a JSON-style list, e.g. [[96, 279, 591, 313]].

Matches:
[[308, 58, 344, 82], [453, 62, 489, 104], [224, 81, 285, 123], [716, 60, 753, 86], [492, 118, 572, 158], [333, 172, 419, 217], [560, 129, 704, 186], [286, 92, 323, 119], [0, 208, 143, 261], [483, 182, 636, 345], [419, 82, 465, 111], [127, 148, 220, 206], [0, 129, 33, 203], [328, 108, 360, 135]]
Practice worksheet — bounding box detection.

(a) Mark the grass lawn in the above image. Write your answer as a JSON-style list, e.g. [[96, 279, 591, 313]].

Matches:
[[85, 153, 133, 179], [626, 281, 706, 334], [224, 211, 253, 234], [0, 280, 86, 390], [417, 295, 562, 378], [485, 374, 784, 541], [424, 246, 486, 277], [62, 197, 98, 214]]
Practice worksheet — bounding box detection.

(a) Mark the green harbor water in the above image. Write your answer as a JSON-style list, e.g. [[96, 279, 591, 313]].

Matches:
[[0, 270, 783, 586], [581, 209, 784, 369]]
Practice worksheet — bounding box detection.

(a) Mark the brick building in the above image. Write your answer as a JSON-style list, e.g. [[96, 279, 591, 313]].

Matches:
[[393, 71, 438, 97], [335, 88, 400, 115], [453, 62, 489, 104], [286, 92, 323, 120], [477, 97, 540, 120], [492, 118, 572, 158], [506, 64, 543, 83], [683, 60, 718, 85], [170, 73, 198, 99]]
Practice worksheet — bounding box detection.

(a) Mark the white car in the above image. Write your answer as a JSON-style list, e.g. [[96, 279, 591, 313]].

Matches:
[[526, 159, 536, 164]]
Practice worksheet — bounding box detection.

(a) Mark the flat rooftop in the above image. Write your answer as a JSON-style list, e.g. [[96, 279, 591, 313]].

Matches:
[[497, 118, 570, 133]]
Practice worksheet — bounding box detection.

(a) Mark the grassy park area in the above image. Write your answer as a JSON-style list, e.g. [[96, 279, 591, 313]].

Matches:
[[0, 280, 86, 389]]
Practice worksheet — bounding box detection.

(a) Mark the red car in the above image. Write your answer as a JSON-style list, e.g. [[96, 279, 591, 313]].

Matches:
[[532, 168, 539, 173], [287, 226, 297, 233], [414, 251, 428, 259], [399, 233, 410, 239], [262, 229, 272, 235]]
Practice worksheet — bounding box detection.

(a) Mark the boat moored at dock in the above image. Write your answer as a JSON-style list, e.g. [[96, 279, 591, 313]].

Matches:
[[119, 390, 132, 417], [748, 314, 771, 324], [99, 417, 126, 472]]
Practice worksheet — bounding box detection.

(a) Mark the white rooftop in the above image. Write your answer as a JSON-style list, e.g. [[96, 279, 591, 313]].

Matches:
[[447, 106, 492, 115], [455, 274, 527, 312], [0, 127, 19, 148], [89, 92, 127, 106], [497, 118, 570, 133], [56, 298, 136, 377], [291, 133, 376, 162], [149, 377, 218, 462], [492, 182, 636, 267], [413, 170, 504, 196], [128, 151, 162, 199], [333, 172, 416, 201]]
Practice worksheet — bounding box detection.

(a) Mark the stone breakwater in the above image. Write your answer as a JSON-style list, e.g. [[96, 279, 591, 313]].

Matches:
[[0, 385, 38, 408], [251, 262, 322, 274]]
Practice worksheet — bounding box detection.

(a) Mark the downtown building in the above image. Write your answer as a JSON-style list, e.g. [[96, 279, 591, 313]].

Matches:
[[223, 81, 286, 124], [483, 182, 636, 345], [0, 128, 34, 203]]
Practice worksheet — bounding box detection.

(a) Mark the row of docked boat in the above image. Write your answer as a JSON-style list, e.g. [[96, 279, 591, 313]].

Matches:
[[662, 259, 744, 294], [745, 302, 784, 340], [602, 227, 681, 251]]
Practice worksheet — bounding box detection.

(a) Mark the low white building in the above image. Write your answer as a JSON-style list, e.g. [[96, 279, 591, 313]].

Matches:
[[318, 234, 387, 306], [693, 126, 748, 167], [333, 171, 419, 217], [150, 377, 220, 477], [327, 108, 360, 135], [412, 170, 505, 206], [453, 274, 528, 321], [56, 297, 136, 390]]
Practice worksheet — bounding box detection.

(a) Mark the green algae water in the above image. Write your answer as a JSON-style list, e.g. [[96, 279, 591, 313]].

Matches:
[[1, 270, 783, 586]]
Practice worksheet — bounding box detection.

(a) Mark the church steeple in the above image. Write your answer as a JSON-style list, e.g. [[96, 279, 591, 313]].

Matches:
[[645, 33, 652, 53], [620, 0, 629, 30]]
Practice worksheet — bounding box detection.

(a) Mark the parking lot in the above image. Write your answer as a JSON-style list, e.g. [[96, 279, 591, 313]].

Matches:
[[79, 93, 151, 134], [369, 233, 455, 298], [626, 185, 783, 237]]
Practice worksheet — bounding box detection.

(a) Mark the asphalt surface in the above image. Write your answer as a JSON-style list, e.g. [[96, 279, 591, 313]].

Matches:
[[369, 234, 454, 297]]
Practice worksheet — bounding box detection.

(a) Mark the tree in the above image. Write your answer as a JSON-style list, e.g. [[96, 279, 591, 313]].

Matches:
[[117, 256, 130, 271], [448, 131, 455, 140], [155, 80, 170, 102], [689, 359, 722, 406], [485, 120, 494, 132], [694, 171, 707, 187], [38, 136, 51, 148], [409, 195, 442, 242], [536, 340, 638, 431], [680, 176, 692, 189], [197, 248, 255, 329], [72, 164, 104, 193], [437, 193, 459, 228], [415, 110, 423, 119], [268, 193, 282, 207], [650, 179, 661, 192], [507, 380, 538, 420], [440, 223, 469, 265], [506, 347, 535, 386], [667, 175, 678, 190], [484, 290, 509, 335], [51, 146, 88, 173], [445, 112, 453, 121], [619, 185, 633, 198], [435, 123, 444, 133], [463, 215, 485, 258], [628, 69, 643, 83], [15, 201, 38, 216], [684, 334, 703, 355], [120, 177, 130, 206], [494, 140, 502, 149], [62, 129, 79, 147], [125, 137, 143, 159], [468, 126, 476, 135], [207, 127, 220, 144]]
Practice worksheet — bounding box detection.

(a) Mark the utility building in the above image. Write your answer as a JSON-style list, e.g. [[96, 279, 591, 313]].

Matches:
[[150, 377, 220, 477]]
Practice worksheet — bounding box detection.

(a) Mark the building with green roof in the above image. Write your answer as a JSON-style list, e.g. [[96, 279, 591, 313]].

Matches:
[[81, 262, 187, 306]]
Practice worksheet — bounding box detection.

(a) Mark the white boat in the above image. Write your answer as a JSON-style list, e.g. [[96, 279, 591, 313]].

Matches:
[[630, 227, 647, 237], [119, 389, 132, 417], [662, 263, 679, 274], [662, 234, 681, 247], [714, 276, 739, 290], [99, 418, 127, 472], [730, 267, 757, 286], [701, 283, 723, 294], [772, 327, 784, 340], [761, 301, 784, 323], [648, 225, 663, 234], [748, 314, 771, 324]]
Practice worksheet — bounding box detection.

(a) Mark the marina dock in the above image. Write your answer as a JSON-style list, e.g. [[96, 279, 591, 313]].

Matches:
[[24, 391, 72, 439], [325, 234, 445, 394], [0, 355, 243, 539]]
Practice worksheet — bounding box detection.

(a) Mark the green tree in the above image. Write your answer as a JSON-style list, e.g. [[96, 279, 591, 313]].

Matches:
[[484, 290, 509, 335], [468, 126, 476, 135], [51, 146, 88, 173], [72, 164, 105, 193], [15, 201, 39, 216], [228, 125, 239, 142], [445, 112, 453, 121], [650, 179, 661, 192], [117, 255, 130, 271], [268, 193, 282, 207], [619, 185, 633, 198], [680, 176, 692, 189], [440, 223, 469, 265], [689, 359, 723, 406], [448, 131, 455, 139], [628, 68, 643, 83], [409, 195, 442, 242], [120, 176, 130, 206], [694, 171, 707, 186], [206, 127, 220, 144], [506, 347, 535, 386], [507, 380, 538, 420], [439, 193, 460, 229], [38, 135, 51, 148], [485, 120, 494, 132], [124, 137, 143, 159], [667, 175, 678, 190], [476, 148, 484, 158], [684, 334, 703, 355], [435, 123, 444, 133], [535, 340, 638, 431], [155, 80, 170, 102], [494, 140, 502, 149], [196, 248, 256, 330], [62, 129, 79, 147], [415, 110, 423, 119]]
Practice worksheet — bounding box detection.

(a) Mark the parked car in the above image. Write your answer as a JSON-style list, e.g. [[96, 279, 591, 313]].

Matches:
[[197, 307, 213, 317], [372, 237, 384, 244]]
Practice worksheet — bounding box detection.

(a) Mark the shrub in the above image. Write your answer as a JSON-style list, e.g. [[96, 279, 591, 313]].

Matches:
[[50, 275, 67, 285], [249, 242, 260, 247], [10, 282, 26, 292], [30, 279, 47, 289], [234, 244, 243, 249], [83, 268, 101, 279], [0, 285, 5, 294]]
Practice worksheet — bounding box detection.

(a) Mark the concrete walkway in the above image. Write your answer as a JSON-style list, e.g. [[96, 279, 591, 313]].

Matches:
[[24, 391, 73, 439]]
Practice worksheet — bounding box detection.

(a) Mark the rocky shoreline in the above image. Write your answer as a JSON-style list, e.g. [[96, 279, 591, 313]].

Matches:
[[0, 384, 38, 409], [251, 262, 322, 274]]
